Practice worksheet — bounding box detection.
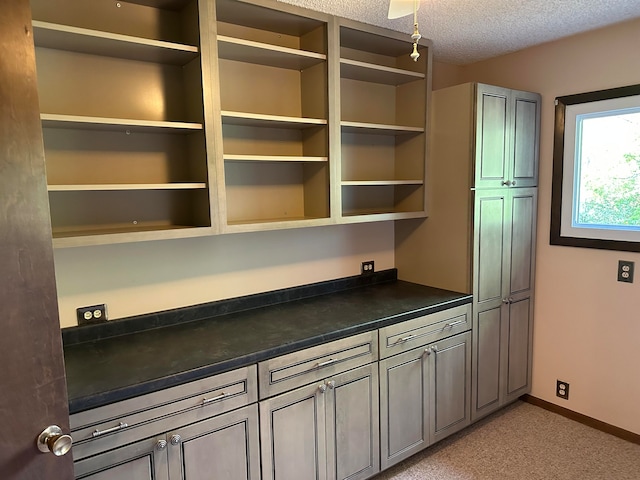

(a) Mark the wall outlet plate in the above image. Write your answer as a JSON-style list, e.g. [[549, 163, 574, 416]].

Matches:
[[77, 304, 108, 326], [361, 260, 375, 275], [618, 260, 634, 283], [556, 380, 570, 400]]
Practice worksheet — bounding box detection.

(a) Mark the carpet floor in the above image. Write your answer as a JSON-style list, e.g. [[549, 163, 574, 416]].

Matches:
[[373, 401, 640, 480]]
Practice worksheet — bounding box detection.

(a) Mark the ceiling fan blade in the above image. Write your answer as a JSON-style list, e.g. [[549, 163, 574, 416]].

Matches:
[[388, 0, 420, 19]]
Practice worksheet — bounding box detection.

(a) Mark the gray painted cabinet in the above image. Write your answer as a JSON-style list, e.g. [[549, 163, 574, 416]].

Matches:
[[379, 331, 471, 470], [472, 187, 537, 421], [259, 363, 380, 480]]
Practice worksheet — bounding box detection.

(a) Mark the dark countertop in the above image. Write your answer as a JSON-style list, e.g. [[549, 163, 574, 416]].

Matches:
[[64, 277, 471, 414]]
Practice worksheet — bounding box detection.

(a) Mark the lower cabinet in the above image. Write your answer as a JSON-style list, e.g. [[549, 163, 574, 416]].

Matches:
[[74, 404, 261, 480], [379, 332, 471, 470], [259, 363, 380, 480], [473, 296, 533, 420]]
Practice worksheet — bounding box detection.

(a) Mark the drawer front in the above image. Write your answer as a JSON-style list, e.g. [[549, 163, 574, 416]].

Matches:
[[71, 365, 257, 460], [379, 304, 471, 359], [258, 331, 378, 399]]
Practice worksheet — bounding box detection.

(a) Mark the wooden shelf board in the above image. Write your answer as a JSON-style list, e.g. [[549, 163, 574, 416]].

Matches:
[[340, 58, 424, 85], [32, 21, 198, 65], [52, 224, 213, 247], [340, 210, 426, 221], [126, 0, 192, 10], [341, 121, 424, 135], [217, 35, 326, 70], [225, 216, 332, 232], [48, 183, 207, 192], [223, 155, 328, 163], [41, 113, 202, 134], [221, 111, 327, 129], [341, 180, 424, 186]]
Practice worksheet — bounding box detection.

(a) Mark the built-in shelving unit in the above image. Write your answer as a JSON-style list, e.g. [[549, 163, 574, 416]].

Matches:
[[338, 20, 430, 221], [31, 0, 217, 246], [214, 0, 331, 232]]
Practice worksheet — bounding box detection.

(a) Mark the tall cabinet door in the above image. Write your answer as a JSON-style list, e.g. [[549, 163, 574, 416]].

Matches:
[[471, 189, 509, 421], [511, 93, 541, 188], [503, 188, 537, 403], [326, 364, 380, 480], [168, 405, 261, 480], [379, 348, 429, 470], [474, 84, 510, 188], [260, 382, 327, 480]]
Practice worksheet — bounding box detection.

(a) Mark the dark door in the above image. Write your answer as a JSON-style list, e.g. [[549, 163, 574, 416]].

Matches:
[[0, 1, 74, 478]]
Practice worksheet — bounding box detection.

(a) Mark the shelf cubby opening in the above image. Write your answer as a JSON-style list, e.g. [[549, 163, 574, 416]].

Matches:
[[216, 0, 327, 55], [224, 161, 329, 225], [30, 0, 200, 47], [35, 48, 204, 124], [42, 127, 208, 186], [49, 188, 211, 239], [341, 184, 425, 217], [222, 124, 327, 158]]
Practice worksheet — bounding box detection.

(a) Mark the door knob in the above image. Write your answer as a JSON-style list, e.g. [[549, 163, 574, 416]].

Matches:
[[37, 426, 73, 456]]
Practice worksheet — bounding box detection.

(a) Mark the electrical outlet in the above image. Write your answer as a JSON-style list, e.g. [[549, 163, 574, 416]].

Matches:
[[361, 260, 375, 275], [556, 380, 570, 400], [77, 304, 108, 326], [618, 260, 634, 283]]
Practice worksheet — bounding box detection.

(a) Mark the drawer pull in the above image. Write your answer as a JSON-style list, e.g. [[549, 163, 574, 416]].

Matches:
[[397, 334, 417, 344], [316, 358, 337, 368], [201, 392, 231, 405], [443, 319, 466, 329], [92, 422, 127, 438]]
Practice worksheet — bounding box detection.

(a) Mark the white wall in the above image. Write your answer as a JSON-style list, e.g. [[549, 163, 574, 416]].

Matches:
[[456, 18, 640, 434], [54, 222, 395, 328]]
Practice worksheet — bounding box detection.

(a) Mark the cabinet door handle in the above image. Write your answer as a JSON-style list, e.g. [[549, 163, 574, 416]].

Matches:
[[202, 392, 230, 405], [397, 334, 417, 344], [156, 439, 168, 451], [431, 345, 438, 354], [317, 358, 337, 368], [512, 180, 517, 186], [443, 319, 465, 329], [92, 422, 128, 438], [318, 383, 327, 393], [170, 434, 181, 446], [424, 347, 432, 356], [326, 380, 336, 389], [501, 180, 512, 186]]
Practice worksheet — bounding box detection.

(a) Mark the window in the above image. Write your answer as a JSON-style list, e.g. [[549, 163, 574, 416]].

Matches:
[[551, 84, 640, 252]]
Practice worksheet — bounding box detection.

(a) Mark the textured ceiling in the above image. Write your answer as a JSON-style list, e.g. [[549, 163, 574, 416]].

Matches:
[[277, 0, 640, 65]]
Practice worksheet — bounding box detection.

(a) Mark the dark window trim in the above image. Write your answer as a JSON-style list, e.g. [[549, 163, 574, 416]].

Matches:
[[550, 83, 640, 252]]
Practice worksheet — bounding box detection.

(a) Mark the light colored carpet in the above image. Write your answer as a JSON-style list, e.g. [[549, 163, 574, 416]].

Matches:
[[373, 401, 640, 480]]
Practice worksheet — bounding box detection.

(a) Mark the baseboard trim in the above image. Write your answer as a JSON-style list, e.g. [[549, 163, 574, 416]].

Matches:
[[522, 394, 640, 445]]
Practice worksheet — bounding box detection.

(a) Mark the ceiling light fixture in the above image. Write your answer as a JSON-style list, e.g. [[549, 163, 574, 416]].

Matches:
[[388, 0, 422, 61]]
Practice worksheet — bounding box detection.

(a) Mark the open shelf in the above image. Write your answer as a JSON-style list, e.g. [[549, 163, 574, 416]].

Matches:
[[41, 114, 202, 134], [221, 111, 327, 129], [340, 58, 424, 86], [48, 183, 207, 191], [341, 121, 424, 135], [217, 36, 325, 70], [32, 20, 198, 65]]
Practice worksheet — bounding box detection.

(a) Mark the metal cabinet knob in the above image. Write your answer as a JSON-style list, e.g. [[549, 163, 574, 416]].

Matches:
[[432, 345, 438, 353], [424, 347, 432, 356], [326, 380, 336, 389], [37, 426, 73, 456], [170, 434, 181, 446], [318, 383, 327, 393], [512, 180, 517, 186], [156, 439, 168, 451], [501, 180, 512, 186]]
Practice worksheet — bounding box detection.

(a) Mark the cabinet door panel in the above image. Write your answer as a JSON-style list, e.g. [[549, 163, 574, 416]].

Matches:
[[509, 189, 537, 296], [474, 192, 506, 305], [379, 350, 428, 470], [475, 86, 509, 187], [506, 297, 532, 399], [260, 383, 326, 480], [432, 333, 470, 441], [74, 437, 168, 480], [328, 364, 379, 480], [512, 94, 540, 186], [173, 405, 260, 480], [473, 307, 501, 419]]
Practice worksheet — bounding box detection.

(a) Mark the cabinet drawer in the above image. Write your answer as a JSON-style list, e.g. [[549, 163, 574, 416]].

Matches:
[[378, 304, 471, 359], [258, 331, 378, 399], [70, 365, 257, 460]]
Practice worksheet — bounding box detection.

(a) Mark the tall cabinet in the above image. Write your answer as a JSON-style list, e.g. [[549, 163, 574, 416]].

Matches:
[[395, 82, 541, 421]]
